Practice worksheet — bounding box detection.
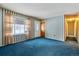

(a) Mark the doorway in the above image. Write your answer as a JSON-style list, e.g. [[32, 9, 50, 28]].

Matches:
[[64, 15, 78, 43]]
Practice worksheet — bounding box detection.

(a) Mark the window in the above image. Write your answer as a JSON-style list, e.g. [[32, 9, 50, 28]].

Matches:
[[12, 24, 25, 35], [12, 18, 30, 35], [12, 18, 25, 35], [36, 23, 39, 31]]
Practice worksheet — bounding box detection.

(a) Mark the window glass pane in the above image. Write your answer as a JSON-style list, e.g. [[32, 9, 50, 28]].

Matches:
[[20, 24, 25, 34], [12, 18, 29, 35], [36, 23, 39, 31], [12, 24, 14, 35], [13, 24, 25, 35]]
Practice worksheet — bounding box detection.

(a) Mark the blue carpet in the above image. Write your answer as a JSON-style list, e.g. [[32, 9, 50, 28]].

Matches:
[[0, 38, 79, 56]]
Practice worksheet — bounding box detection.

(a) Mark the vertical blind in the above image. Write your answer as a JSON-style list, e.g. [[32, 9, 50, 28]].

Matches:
[[3, 9, 14, 45], [3, 9, 31, 45]]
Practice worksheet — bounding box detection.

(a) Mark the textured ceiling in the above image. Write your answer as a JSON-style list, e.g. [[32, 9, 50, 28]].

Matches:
[[0, 3, 79, 19]]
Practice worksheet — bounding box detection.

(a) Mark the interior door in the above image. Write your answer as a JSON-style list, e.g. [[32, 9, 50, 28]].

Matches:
[[40, 21, 45, 37]]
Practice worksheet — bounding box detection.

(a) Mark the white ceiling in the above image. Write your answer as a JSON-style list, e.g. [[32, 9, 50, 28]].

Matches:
[[0, 3, 79, 19]]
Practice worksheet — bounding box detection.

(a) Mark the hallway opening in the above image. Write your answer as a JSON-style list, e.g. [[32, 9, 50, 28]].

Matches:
[[64, 15, 79, 43]]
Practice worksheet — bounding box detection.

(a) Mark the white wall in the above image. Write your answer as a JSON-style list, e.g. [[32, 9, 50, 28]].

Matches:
[[0, 8, 2, 46], [34, 20, 40, 37], [45, 15, 64, 41]]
